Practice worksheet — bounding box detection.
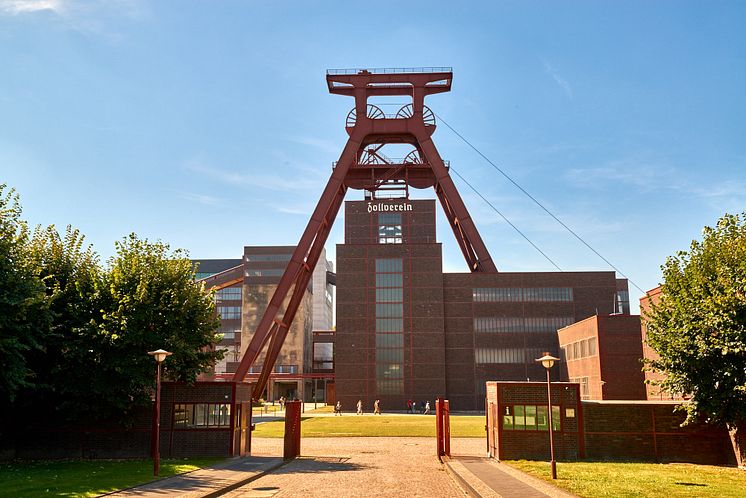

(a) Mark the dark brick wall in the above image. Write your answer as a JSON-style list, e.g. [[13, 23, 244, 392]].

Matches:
[[485, 382, 735, 465], [0, 382, 252, 460]]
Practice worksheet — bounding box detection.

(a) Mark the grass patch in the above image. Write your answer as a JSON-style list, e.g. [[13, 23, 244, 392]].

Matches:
[[253, 414, 485, 438], [0, 458, 222, 497], [506, 460, 746, 498]]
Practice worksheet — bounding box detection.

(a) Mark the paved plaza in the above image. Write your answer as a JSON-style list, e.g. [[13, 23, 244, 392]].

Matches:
[[110, 435, 575, 497]]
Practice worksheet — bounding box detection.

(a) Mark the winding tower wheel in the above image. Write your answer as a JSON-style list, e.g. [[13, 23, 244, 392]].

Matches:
[[233, 68, 496, 413], [346, 104, 385, 128], [396, 103, 436, 127]]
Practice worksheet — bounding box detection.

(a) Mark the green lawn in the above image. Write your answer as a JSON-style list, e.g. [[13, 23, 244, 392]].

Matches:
[[253, 414, 485, 438], [506, 460, 746, 498], [0, 458, 221, 497]]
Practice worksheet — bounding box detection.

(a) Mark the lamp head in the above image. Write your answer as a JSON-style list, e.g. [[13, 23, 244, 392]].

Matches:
[[148, 349, 172, 364], [535, 352, 560, 370]]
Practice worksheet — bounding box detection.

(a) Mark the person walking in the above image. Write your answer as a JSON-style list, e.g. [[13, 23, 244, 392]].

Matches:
[[334, 401, 342, 416], [374, 399, 381, 415], [407, 399, 413, 414], [356, 399, 363, 415], [424, 401, 431, 414]]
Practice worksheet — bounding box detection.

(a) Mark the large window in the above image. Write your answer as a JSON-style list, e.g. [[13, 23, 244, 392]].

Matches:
[[561, 337, 597, 361], [475, 348, 547, 364], [502, 404, 560, 431], [174, 403, 231, 428], [473, 287, 573, 303], [474, 316, 575, 333], [245, 269, 285, 277], [216, 286, 242, 302], [375, 258, 403, 394], [245, 253, 292, 262], [217, 306, 241, 319], [378, 213, 402, 244]]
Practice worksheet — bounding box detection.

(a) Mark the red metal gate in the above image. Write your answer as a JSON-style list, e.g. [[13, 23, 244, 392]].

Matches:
[[436, 398, 450, 459]]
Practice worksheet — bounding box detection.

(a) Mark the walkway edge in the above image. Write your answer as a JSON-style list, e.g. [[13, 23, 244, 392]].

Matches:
[[442, 457, 501, 498], [201, 458, 292, 497]]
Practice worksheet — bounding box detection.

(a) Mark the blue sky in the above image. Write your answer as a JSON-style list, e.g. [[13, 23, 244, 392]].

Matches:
[[2, 1, 745, 311]]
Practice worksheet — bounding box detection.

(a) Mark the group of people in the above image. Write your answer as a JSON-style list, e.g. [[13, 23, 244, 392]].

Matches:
[[406, 399, 431, 414], [333, 399, 382, 415], [333, 399, 433, 415]]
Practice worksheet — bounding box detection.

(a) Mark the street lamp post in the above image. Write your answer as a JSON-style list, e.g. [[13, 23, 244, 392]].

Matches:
[[148, 349, 172, 477], [535, 352, 560, 480]]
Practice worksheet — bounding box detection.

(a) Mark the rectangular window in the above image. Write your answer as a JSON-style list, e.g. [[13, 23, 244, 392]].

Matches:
[[378, 213, 402, 244], [174, 403, 231, 428], [245, 269, 285, 277], [245, 253, 292, 262], [501, 404, 561, 432], [216, 286, 242, 301], [375, 258, 404, 395], [217, 306, 241, 320], [473, 287, 573, 302]]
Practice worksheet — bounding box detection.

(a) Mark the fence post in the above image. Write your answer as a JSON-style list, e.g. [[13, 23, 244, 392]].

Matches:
[[284, 400, 302, 459]]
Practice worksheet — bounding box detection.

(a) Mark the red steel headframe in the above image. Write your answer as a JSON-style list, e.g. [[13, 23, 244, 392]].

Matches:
[[232, 68, 497, 398]]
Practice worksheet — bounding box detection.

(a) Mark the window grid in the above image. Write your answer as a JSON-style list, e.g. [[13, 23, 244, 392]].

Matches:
[[473, 287, 573, 302], [217, 306, 241, 320], [173, 403, 231, 428], [502, 404, 561, 431], [375, 258, 404, 395], [474, 316, 575, 333], [561, 337, 598, 361], [378, 213, 402, 244], [475, 348, 547, 364]]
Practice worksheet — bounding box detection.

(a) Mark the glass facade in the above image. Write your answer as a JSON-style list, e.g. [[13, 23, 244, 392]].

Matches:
[[473, 287, 573, 302], [474, 316, 575, 333], [375, 258, 404, 394], [378, 213, 402, 244]]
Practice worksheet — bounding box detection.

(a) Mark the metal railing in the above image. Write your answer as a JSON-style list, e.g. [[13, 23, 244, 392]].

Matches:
[[327, 67, 452, 75], [332, 159, 449, 169]]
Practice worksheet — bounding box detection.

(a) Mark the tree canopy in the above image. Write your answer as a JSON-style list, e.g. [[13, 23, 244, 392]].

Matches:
[[0, 184, 223, 424], [645, 212, 746, 429]]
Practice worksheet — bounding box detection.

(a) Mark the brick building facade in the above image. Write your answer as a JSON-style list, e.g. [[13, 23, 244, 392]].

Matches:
[[335, 198, 630, 411]]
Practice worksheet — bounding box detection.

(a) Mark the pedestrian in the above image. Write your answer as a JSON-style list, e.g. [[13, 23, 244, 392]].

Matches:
[[356, 399, 363, 415], [407, 399, 413, 413], [424, 401, 431, 414], [279, 396, 285, 410], [420, 400, 425, 414], [374, 399, 381, 415], [334, 401, 342, 416]]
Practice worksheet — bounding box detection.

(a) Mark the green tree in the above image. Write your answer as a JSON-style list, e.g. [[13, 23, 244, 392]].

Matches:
[[96, 234, 223, 420], [646, 212, 746, 465], [0, 185, 49, 402], [22, 224, 104, 422]]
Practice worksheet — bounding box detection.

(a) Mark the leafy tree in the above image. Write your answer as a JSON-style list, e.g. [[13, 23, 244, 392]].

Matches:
[[96, 234, 223, 420], [0, 184, 49, 402], [646, 212, 746, 465], [22, 225, 104, 422]]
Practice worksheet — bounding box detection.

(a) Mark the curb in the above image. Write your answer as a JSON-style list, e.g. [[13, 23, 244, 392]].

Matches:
[[201, 458, 292, 497], [441, 457, 486, 498]]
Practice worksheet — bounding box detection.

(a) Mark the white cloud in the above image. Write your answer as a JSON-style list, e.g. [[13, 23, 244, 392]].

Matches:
[[184, 159, 325, 193], [0, 0, 63, 14], [543, 59, 573, 100], [179, 192, 221, 206]]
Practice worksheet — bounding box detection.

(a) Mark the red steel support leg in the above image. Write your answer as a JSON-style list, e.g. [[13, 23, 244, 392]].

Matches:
[[232, 137, 362, 383], [250, 186, 346, 400], [418, 137, 497, 273]]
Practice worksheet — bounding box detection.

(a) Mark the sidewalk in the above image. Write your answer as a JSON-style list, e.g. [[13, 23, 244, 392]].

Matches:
[[107, 455, 285, 498], [445, 455, 578, 498], [105, 438, 576, 498]]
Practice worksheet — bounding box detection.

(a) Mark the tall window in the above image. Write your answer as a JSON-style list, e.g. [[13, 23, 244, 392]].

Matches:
[[375, 258, 403, 394], [378, 213, 402, 244]]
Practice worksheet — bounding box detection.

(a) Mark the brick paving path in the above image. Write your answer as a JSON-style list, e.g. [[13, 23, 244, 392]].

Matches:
[[224, 437, 484, 497]]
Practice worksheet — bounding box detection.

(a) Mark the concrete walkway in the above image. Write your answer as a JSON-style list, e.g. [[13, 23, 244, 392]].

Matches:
[[107, 437, 575, 498], [107, 455, 285, 498]]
